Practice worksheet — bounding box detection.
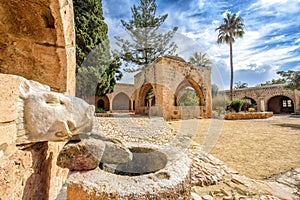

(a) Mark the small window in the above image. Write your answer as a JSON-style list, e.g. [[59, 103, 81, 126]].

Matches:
[[287, 100, 292, 107], [282, 100, 287, 107]]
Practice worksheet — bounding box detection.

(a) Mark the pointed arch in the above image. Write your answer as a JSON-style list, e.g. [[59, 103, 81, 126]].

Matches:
[[112, 92, 130, 111]]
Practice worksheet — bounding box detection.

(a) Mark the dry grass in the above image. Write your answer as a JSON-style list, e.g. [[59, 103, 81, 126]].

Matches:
[[168, 115, 300, 179]]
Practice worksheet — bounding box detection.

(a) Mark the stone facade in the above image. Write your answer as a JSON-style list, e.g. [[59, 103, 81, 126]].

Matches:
[[96, 56, 212, 120], [0, 74, 70, 200], [0, 0, 76, 95], [95, 83, 136, 112], [225, 84, 300, 113], [0, 0, 76, 199]]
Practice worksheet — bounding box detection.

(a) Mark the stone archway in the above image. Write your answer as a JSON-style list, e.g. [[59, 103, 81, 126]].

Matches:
[[112, 92, 130, 111], [267, 95, 294, 114], [242, 96, 257, 111], [139, 83, 155, 107], [96, 95, 110, 111], [174, 79, 204, 107], [133, 56, 212, 119], [173, 78, 206, 119]]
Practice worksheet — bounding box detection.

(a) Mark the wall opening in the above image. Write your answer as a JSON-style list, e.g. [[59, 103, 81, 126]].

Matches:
[[174, 79, 204, 106], [96, 95, 110, 111], [112, 92, 130, 111], [267, 95, 294, 114], [242, 96, 257, 111], [139, 84, 155, 107]]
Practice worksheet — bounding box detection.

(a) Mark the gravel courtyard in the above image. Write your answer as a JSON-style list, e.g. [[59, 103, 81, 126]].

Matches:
[[97, 114, 300, 180], [169, 115, 300, 180]]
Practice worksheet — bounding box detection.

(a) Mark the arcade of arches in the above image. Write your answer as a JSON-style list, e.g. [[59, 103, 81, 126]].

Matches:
[[95, 56, 212, 120], [225, 84, 300, 114]]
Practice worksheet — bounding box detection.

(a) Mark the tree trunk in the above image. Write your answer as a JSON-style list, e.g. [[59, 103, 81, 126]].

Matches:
[[229, 35, 234, 101]]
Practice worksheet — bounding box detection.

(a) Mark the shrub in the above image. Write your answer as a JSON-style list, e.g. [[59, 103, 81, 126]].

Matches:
[[230, 100, 244, 113], [241, 99, 251, 111], [212, 95, 227, 110], [95, 108, 105, 113], [216, 106, 225, 116]]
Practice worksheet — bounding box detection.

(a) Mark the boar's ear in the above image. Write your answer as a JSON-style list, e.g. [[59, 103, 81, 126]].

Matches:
[[43, 93, 60, 105], [51, 120, 72, 139], [67, 120, 76, 131]]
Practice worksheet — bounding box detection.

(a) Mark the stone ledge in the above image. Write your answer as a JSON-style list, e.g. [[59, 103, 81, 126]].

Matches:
[[225, 112, 273, 120]]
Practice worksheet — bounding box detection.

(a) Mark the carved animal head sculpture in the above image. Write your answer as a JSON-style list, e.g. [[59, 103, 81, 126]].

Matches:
[[16, 77, 95, 144], [24, 92, 94, 142]]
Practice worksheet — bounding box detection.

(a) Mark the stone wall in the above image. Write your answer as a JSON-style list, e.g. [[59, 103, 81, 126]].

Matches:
[[224, 84, 300, 113], [0, 73, 68, 200], [0, 0, 75, 198], [0, 0, 76, 95]]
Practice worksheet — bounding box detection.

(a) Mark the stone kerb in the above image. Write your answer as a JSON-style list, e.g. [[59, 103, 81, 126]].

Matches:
[[225, 112, 273, 120]]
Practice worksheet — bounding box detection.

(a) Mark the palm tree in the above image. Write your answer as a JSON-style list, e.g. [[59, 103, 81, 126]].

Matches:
[[216, 13, 244, 100], [189, 52, 211, 68]]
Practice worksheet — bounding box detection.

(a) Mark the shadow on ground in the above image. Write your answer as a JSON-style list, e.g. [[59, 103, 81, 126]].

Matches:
[[274, 123, 300, 130]]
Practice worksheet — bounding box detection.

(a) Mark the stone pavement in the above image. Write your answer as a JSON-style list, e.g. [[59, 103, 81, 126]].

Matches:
[[188, 143, 299, 200]]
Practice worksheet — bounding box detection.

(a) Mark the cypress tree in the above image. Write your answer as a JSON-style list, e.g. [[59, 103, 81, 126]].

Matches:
[[74, 0, 122, 99]]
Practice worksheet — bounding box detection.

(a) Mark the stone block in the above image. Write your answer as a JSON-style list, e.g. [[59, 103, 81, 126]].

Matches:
[[0, 122, 17, 144], [0, 74, 21, 122], [0, 0, 76, 94], [57, 139, 105, 171]]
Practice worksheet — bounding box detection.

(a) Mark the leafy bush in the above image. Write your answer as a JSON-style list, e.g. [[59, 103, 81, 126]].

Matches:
[[216, 106, 225, 116], [230, 100, 244, 113], [241, 99, 251, 111], [95, 108, 105, 113]]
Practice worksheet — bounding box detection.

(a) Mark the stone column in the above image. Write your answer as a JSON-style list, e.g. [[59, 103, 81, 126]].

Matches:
[[294, 90, 300, 113], [109, 98, 113, 113], [259, 98, 265, 112]]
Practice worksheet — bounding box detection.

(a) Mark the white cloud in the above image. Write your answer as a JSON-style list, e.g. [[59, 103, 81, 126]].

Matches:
[[102, 0, 300, 87]]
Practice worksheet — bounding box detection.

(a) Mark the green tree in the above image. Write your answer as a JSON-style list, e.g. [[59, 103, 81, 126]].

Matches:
[[189, 52, 211, 68], [234, 81, 248, 89], [260, 78, 286, 86], [74, 0, 122, 99], [178, 88, 199, 106], [115, 0, 178, 72], [216, 13, 245, 100], [277, 70, 300, 90]]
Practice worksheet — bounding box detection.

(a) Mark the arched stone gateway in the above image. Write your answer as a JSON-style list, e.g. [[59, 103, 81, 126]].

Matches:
[[133, 56, 212, 120], [139, 83, 155, 107], [268, 96, 294, 114], [96, 95, 110, 111], [175, 79, 205, 106], [98, 56, 212, 119]]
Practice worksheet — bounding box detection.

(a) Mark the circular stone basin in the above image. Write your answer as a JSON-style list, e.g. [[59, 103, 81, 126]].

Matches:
[[67, 144, 191, 200], [101, 147, 168, 176]]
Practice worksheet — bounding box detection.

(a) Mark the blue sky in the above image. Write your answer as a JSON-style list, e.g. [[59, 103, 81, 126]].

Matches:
[[102, 0, 300, 89]]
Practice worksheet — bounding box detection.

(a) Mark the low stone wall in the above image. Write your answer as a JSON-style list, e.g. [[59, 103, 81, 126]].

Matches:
[[225, 112, 273, 120]]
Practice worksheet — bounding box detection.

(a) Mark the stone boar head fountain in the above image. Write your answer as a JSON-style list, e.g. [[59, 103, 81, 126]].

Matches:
[[16, 76, 94, 144]]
